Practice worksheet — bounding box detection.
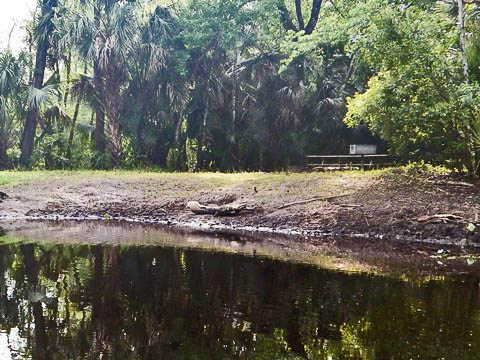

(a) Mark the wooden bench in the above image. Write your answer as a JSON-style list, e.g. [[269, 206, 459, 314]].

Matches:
[[306, 154, 395, 171]]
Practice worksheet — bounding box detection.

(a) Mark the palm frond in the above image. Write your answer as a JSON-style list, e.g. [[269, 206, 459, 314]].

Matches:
[[0, 95, 13, 138], [0, 96, 8, 124], [111, 3, 137, 64], [70, 74, 95, 100], [76, 122, 95, 135], [145, 6, 177, 45], [43, 104, 71, 127], [27, 84, 58, 111], [57, 12, 96, 58], [139, 43, 168, 76], [0, 53, 21, 96], [35, 0, 57, 44]]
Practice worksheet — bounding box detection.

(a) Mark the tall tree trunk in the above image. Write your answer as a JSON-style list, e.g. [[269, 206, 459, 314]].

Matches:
[[458, 0, 469, 79], [105, 75, 123, 167], [196, 96, 209, 171], [295, 0, 305, 30], [277, 0, 323, 82], [176, 136, 187, 170], [66, 62, 88, 161], [0, 133, 8, 169], [66, 95, 82, 161], [63, 51, 72, 106], [304, 0, 323, 35], [174, 109, 185, 144], [278, 0, 323, 35], [43, 119, 55, 169], [19, 0, 57, 167], [93, 5, 106, 155], [136, 116, 146, 161], [89, 109, 95, 145], [232, 50, 241, 170], [173, 109, 187, 170], [93, 62, 106, 154]]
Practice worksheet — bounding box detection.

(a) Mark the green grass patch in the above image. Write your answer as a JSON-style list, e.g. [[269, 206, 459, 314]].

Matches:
[[0, 169, 386, 200]]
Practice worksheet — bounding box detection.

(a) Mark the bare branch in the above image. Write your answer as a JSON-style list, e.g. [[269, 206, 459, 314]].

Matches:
[[295, 0, 305, 30], [305, 0, 323, 35], [277, 1, 298, 32]]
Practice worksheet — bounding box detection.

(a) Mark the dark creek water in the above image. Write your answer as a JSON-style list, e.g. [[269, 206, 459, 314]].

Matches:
[[0, 227, 479, 359]]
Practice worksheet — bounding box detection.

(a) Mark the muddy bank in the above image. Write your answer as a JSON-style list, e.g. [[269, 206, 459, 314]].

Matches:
[[0, 169, 479, 253]]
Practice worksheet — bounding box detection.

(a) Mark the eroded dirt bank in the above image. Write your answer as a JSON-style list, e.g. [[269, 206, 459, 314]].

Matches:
[[0, 169, 479, 249]]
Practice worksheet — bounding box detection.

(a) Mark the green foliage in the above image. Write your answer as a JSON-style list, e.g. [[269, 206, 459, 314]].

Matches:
[[90, 150, 113, 170], [1, 0, 480, 173], [0, 51, 30, 168], [402, 160, 450, 176], [345, 1, 480, 173]]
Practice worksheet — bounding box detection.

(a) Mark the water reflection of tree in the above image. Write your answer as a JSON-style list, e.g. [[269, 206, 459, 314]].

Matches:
[[0, 242, 479, 359], [22, 244, 49, 359]]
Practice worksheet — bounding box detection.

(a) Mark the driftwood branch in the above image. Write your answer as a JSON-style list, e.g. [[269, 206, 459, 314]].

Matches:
[[186, 201, 254, 216], [432, 181, 474, 188], [278, 193, 354, 210], [417, 214, 464, 223]]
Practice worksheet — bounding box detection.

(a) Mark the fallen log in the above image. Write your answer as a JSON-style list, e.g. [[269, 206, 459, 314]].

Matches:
[[186, 201, 251, 216], [278, 193, 354, 210]]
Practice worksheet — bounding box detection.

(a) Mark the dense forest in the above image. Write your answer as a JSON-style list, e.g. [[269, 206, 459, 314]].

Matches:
[[0, 0, 479, 172]]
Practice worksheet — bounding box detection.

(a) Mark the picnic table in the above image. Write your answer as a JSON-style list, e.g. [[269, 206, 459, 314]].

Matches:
[[306, 154, 395, 171]]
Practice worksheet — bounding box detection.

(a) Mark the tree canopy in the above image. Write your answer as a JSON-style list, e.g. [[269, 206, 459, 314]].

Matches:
[[0, 0, 478, 173]]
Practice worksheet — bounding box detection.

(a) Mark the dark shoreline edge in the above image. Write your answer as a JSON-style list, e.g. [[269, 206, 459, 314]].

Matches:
[[1, 215, 480, 277]]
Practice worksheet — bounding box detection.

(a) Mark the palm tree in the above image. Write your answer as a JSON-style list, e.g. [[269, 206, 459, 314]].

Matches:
[[27, 82, 71, 168], [122, 5, 188, 167], [0, 52, 27, 168], [66, 73, 94, 160], [58, 0, 140, 167], [20, 0, 59, 167]]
